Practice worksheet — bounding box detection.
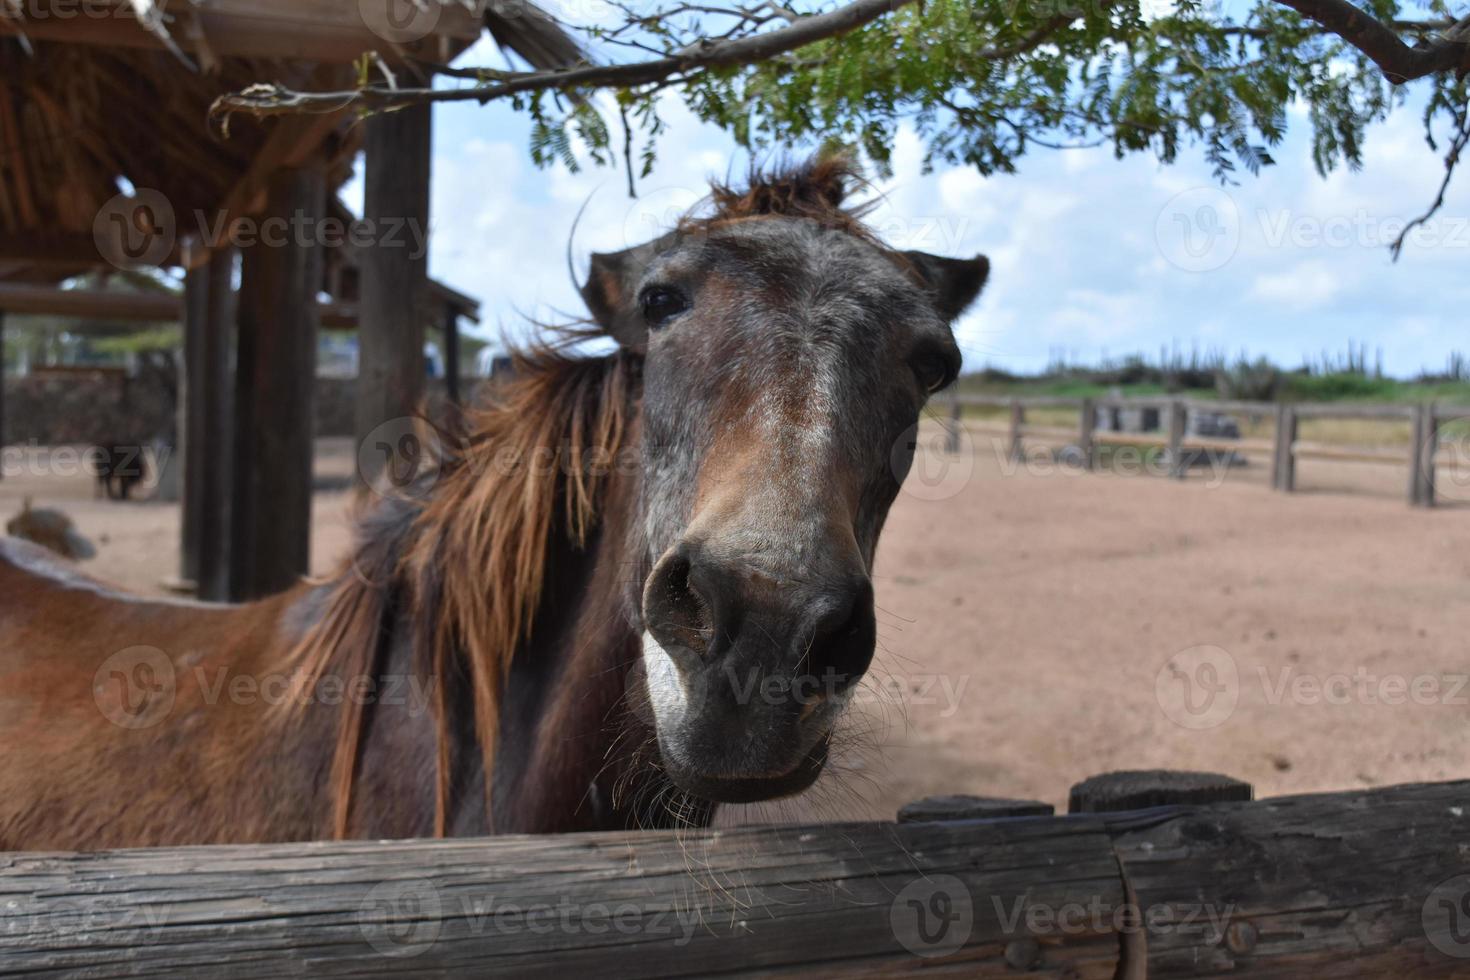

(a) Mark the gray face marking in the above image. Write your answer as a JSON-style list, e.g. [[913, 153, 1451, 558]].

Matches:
[[636, 219, 961, 577]]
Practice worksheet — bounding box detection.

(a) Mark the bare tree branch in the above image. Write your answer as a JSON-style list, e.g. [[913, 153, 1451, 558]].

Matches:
[[1272, 0, 1470, 84], [1390, 108, 1470, 260], [211, 0, 921, 121]]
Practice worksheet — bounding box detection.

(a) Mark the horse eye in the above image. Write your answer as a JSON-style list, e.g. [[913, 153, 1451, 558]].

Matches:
[[913, 353, 954, 393], [639, 286, 688, 327]]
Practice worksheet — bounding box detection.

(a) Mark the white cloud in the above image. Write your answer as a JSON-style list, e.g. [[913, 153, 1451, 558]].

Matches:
[[1248, 260, 1340, 310]]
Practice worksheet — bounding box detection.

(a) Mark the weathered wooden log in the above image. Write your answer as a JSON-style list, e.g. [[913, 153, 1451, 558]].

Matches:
[[1, 780, 1466, 977], [1068, 770, 1253, 813], [898, 795, 1054, 822]]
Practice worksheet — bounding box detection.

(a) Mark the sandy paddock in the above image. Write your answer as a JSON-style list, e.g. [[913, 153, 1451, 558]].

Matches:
[[3, 425, 1467, 822]]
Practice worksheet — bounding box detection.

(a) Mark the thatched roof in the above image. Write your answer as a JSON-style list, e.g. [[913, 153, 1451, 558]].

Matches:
[[0, 1, 581, 285]]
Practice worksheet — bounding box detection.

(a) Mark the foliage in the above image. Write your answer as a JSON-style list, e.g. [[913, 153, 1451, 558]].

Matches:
[[522, 0, 1467, 190]]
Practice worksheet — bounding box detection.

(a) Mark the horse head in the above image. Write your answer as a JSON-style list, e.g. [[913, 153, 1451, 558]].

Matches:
[[584, 156, 988, 804]]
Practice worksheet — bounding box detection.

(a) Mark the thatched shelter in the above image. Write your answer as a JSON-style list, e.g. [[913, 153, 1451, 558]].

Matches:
[[0, 0, 580, 599]]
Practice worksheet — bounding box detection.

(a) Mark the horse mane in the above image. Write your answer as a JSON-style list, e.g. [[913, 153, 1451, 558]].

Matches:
[[280, 336, 640, 838], [685, 153, 882, 243]]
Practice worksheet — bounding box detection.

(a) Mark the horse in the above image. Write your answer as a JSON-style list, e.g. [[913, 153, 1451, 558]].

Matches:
[[0, 156, 988, 850]]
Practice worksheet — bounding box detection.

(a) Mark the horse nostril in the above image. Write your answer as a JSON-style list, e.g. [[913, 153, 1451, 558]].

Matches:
[[644, 549, 712, 655], [804, 578, 876, 698]]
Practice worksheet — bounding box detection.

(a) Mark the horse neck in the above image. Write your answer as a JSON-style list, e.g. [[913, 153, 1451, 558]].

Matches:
[[486, 443, 707, 833]]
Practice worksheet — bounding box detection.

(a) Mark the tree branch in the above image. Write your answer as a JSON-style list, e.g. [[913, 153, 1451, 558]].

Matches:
[[1271, 0, 1470, 84], [211, 0, 920, 121], [1390, 108, 1470, 260]]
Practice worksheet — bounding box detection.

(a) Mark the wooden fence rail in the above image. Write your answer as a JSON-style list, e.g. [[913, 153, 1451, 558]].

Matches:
[[1, 778, 1468, 977], [946, 394, 1470, 508]]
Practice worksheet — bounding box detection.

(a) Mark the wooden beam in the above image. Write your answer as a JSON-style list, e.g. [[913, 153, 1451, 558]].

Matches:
[[0, 0, 481, 64], [0, 779, 1464, 976], [0, 283, 355, 327], [230, 166, 325, 600], [355, 103, 431, 489]]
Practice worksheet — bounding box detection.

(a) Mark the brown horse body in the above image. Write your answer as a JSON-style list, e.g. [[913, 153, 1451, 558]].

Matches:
[[0, 355, 657, 850], [0, 158, 987, 851]]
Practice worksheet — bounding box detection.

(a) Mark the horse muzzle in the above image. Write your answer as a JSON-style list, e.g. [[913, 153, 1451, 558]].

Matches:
[[637, 539, 876, 803]]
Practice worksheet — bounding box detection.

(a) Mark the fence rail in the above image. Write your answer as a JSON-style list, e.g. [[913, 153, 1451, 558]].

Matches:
[[1, 775, 1466, 977], [944, 392, 1469, 507]]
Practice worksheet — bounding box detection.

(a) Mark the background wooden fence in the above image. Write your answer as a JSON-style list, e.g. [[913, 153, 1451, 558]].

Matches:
[[943, 393, 1470, 507]]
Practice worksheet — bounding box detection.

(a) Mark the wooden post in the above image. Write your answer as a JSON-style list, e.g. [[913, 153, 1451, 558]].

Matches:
[[1007, 399, 1024, 463], [0, 310, 6, 479], [1409, 403, 1437, 508], [180, 244, 207, 586], [1166, 399, 1187, 479], [1272, 403, 1298, 492], [356, 103, 431, 488], [1424, 408, 1439, 508], [442, 308, 461, 407], [944, 389, 961, 454], [196, 248, 237, 602], [230, 167, 326, 601], [1078, 398, 1096, 470]]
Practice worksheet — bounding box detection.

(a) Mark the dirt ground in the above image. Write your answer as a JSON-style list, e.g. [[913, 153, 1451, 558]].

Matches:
[[3, 427, 1468, 822]]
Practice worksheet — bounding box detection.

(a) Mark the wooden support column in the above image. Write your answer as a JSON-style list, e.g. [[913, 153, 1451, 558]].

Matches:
[[230, 167, 326, 601], [0, 310, 6, 478], [442, 308, 461, 407], [356, 103, 431, 488], [186, 248, 238, 601], [181, 246, 207, 586]]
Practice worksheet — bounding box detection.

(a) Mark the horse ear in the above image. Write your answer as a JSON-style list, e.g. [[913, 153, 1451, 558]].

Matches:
[[902, 251, 990, 322], [580, 234, 674, 351]]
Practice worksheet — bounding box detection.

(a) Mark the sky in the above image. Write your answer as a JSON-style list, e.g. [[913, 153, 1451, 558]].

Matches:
[[343, 35, 1470, 381]]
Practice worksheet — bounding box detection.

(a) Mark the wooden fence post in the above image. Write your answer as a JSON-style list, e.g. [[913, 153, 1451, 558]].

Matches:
[[1008, 399, 1024, 463], [945, 389, 961, 454], [1079, 398, 1096, 471], [1166, 399, 1187, 479], [1409, 403, 1437, 507], [1272, 404, 1298, 492]]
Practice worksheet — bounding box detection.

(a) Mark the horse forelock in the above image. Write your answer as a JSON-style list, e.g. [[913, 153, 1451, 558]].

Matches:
[[683, 153, 882, 244], [278, 341, 641, 838]]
